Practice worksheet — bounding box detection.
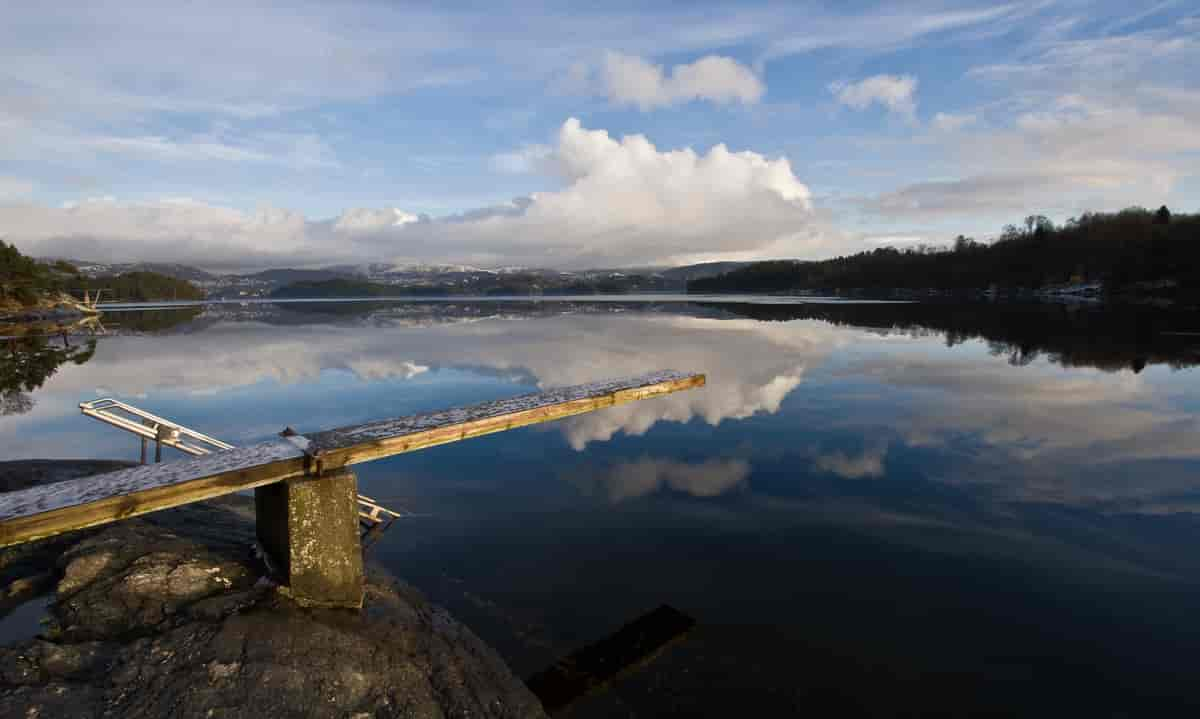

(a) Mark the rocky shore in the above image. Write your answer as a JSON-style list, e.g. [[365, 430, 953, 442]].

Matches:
[[0, 462, 547, 719]]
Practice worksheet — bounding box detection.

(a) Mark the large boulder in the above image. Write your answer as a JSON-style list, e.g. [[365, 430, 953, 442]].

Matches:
[[0, 495, 547, 719]]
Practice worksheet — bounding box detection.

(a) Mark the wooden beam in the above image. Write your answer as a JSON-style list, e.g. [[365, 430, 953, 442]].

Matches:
[[302, 370, 705, 472], [0, 371, 704, 548]]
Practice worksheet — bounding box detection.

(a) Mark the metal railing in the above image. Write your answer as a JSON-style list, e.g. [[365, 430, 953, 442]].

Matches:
[[78, 397, 411, 540], [79, 398, 234, 463]]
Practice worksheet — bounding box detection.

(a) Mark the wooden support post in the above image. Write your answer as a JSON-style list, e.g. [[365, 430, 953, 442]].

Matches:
[[254, 468, 365, 609]]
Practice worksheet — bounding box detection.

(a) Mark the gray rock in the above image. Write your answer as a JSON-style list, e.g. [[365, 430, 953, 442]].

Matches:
[[0, 495, 547, 719]]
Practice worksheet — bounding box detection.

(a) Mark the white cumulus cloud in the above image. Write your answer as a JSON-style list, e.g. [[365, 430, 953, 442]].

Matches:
[[600, 52, 765, 110], [333, 207, 421, 233], [574, 457, 751, 502], [2, 118, 826, 270], [816, 445, 888, 479], [830, 74, 918, 118]]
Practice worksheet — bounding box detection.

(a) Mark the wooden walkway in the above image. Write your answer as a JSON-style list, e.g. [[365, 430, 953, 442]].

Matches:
[[0, 371, 704, 549]]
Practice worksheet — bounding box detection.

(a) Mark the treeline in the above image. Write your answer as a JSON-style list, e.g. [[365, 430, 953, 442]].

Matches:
[[0, 241, 75, 305], [77, 271, 205, 302], [689, 207, 1199, 297], [2, 241, 204, 306], [701, 300, 1200, 374]]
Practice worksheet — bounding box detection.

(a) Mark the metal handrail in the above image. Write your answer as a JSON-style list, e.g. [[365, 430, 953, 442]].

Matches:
[[78, 397, 412, 541], [80, 397, 234, 462]]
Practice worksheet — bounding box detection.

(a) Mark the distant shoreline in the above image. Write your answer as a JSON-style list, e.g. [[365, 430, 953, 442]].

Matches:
[[69, 288, 1180, 312], [74, 293, 916, 312]]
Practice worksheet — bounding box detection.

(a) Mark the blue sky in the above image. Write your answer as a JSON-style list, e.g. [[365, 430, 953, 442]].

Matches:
[[1, 1, 1197, 270]]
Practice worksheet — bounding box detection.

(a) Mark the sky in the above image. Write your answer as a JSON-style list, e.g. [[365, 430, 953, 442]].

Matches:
[[0, 0, 1197, 271]]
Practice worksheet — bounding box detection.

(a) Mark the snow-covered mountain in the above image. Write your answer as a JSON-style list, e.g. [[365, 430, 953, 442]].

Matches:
[[42, 256, 752, 299]]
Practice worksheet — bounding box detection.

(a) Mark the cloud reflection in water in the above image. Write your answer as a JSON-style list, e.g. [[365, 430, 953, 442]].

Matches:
[[3, 300, 1198, 518]]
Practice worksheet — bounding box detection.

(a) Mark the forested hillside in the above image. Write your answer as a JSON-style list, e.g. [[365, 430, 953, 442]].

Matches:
[[78, 271, 205, 302], [2, 241, 204, 310], [690, 207, 1199, 298], [0, 241, 75, 306]]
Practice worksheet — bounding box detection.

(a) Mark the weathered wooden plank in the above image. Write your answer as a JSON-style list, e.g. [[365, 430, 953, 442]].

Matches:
[[303, 370, 705, 471], [0, 371, 704, 548], [0, 438, 309, 547]]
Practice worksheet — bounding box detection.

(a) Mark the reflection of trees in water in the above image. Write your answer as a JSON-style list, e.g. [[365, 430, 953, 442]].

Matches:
[[1, 333, 97, 416], [0, 390, 33, 415], [102, 307, 203, 333], [702, 301, 1200, 373], [203, 300, 1200, 374], [0, 310, 197, 417]]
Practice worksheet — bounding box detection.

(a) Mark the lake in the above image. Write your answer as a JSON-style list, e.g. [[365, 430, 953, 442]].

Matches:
[[4, 297, 1200, 716]]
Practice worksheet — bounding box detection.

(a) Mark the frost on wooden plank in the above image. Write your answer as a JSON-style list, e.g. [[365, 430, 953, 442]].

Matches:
[[303, 370, 695, 455], [0, 370, 699, 529], [0, 438, 304, 523]]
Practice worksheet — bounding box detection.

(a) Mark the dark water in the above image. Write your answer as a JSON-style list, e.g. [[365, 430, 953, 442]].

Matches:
[[4, 297, 1200, 716]]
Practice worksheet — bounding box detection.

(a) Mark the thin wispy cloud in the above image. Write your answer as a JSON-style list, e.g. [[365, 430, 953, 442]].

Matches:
[[489, 144, 553, 175], [0, 176, 35, 201], [931, 112, 977, 132]]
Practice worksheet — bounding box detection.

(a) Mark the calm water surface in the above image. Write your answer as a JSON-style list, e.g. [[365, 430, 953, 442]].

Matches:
[[4, 298, 1200, 716]]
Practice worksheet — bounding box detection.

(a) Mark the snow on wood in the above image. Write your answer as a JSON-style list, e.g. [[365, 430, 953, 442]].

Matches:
[[0, 371, 704, 547], [305, 370, 701, 457], [0, 438, 309, 546]]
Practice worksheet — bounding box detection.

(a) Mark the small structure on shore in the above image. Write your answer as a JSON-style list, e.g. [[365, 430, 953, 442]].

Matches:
[[0, 371, 705, 608]]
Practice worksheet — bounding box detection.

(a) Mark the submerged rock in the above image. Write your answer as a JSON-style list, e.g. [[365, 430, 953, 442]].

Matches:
[[0, 494, 547, 719]]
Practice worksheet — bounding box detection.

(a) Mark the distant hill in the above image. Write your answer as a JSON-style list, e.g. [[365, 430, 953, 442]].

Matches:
[[241, 268, 363, 284], [657, 262, 751, 282], [78, 271, 205, 302], [690, 207, 1200, 301], [271, 279, 449, 298], [1, 242, 77, 310], [3, 246, 202, 313], [271, 270, 688, 298], [59, 260, 218, 282], [324, 262, 493, 276]]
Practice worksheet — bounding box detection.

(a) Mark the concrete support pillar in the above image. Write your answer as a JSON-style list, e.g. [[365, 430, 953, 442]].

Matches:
[[254, 468, 364, 609]]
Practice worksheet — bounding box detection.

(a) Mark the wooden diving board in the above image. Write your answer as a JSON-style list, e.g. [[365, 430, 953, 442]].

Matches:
[[0, 371, 704, 549]]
